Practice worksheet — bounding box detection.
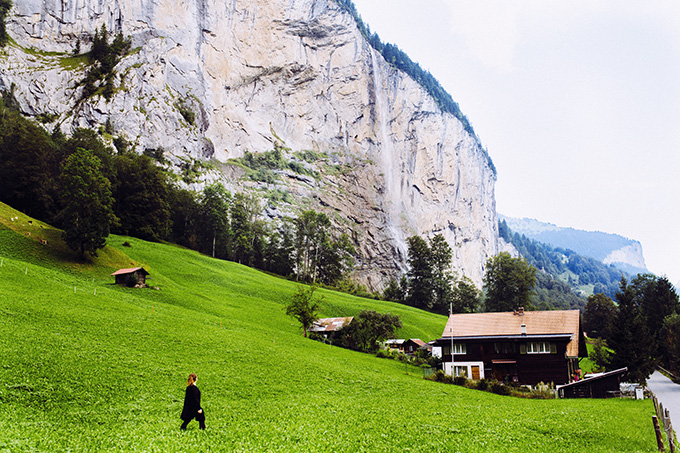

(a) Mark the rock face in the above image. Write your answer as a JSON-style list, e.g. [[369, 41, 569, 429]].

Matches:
[[2, 0, 500, 289]]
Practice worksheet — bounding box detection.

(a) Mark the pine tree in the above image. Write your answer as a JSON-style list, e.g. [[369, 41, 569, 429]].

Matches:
[[608, 277, 654, 384], [406, 235, 434, 309]]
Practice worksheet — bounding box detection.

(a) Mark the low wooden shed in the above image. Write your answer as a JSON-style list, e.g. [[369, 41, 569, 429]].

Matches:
[[557, 367, 628, 398], [111, 267, 150, 287]]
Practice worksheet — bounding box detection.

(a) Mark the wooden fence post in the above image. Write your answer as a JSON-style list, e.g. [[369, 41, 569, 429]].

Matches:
[[665, 408, 675, 453], [654, 416, 666, 451]]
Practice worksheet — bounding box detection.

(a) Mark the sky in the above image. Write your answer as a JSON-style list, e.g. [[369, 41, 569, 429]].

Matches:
[[352, 0, 680, 285]]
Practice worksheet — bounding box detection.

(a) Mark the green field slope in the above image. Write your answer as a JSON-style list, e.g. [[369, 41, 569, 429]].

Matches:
[[0, 204, 657, 452]]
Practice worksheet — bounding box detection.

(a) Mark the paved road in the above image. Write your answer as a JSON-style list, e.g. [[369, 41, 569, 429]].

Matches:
[[647, 370, 680, 432]]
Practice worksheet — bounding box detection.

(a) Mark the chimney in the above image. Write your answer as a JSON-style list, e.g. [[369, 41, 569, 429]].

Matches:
[[521, 324, 527, 335], [518, 307, 524, 315]]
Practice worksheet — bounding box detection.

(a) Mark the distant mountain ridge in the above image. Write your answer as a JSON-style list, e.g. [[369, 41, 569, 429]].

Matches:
[[500, 215, 647, 276]]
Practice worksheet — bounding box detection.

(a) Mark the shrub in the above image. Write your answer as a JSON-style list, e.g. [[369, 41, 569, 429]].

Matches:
[[453, 376, 468, 386], [490, 381, 511, 396], [475, 379, 489, 391], [375, 350, 389, 359], [176, 100, 195, 125]]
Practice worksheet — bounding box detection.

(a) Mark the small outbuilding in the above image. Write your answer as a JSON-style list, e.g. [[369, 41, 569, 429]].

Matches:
[[111, 267, 150, 287], [557, 367, 628, 398], [403, 339, 426, 355], [309, 317, 353, 333]]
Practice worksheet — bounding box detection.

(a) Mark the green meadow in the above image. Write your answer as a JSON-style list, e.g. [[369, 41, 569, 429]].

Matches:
[[0, 203, 657, 452]]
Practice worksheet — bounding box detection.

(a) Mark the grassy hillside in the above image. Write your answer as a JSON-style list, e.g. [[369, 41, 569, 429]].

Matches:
[[0, 204, 657, 451]]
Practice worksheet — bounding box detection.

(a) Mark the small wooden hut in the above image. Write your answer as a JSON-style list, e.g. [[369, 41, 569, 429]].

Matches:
[[557, 368, 627, 398], [111, 267, 150, 287]]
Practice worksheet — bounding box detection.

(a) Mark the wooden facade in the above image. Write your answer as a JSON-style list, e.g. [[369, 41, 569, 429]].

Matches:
[[402, 339, 426, 355], [434, 310, 587, 387], [557, 368, 627, 398], [434, 334, 578, 386], [110, 267, 150, 287]]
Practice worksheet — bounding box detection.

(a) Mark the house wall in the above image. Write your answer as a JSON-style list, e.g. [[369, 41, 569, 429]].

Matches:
[[440, 338, 572, 386]]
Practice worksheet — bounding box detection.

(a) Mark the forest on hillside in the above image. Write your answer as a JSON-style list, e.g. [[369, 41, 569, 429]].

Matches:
[[500, 220, 625, 299]]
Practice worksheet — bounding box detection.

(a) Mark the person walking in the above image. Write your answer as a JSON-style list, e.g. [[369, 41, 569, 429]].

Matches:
[[180, 373, 205, 430]]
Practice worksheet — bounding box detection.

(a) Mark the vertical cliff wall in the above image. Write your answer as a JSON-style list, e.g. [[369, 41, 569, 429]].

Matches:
[[2, 0, 500, 288]]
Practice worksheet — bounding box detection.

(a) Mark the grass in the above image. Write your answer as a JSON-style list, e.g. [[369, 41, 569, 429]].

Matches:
[[0, 203, 658, 452]]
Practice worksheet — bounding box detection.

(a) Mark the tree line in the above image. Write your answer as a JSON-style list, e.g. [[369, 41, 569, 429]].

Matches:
[[382, 235, 544, 315], [500, 219, 624, 298], [0, 0, 11, 47], [583, 274, 680, 383], [0, 95, 357, 287]]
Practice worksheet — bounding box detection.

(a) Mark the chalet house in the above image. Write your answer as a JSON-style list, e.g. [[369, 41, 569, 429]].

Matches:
[[402, 339, 426, 355], [432, 309, 587, 386], [111, 267, 150, 287]]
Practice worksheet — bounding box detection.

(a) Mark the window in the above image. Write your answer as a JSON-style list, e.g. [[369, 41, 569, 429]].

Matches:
[[453, 343, 466, 355], [443, 343, 466, 355], [453, 366, 468, 377], [527, 342, 554, 354]]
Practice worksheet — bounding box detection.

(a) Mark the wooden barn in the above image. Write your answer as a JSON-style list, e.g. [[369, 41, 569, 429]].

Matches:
[[403, 339, 426, 355], [111, 267, 150, 287], [432, 309, 587, 386], [557, 368, 627, 398]]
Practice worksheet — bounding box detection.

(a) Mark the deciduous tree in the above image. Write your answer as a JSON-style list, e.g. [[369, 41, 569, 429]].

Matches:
[[339, 310, 402, 352], [285, 285, 323, 338], [483, 252, 536, 312], [58, 148, 117, 258], [583, 293, 618, 341]]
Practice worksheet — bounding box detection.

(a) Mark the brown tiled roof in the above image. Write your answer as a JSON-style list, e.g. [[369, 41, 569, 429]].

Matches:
[[406, 339, 426, 347], [309, 317, 353, 332], [110, 267, 148, 276], [442, 310, 582, 357]]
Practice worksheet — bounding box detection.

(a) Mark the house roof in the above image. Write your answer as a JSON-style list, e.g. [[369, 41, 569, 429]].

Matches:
[[110, 267, 149, 276], [441, 310, 583, 357], [404, 339, 426, 347], [309, 317, 353, 332]]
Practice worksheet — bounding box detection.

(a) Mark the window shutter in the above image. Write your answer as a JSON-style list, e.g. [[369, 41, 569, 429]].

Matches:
[[550, 343, 557, 354], [520, 343, 526, 354]]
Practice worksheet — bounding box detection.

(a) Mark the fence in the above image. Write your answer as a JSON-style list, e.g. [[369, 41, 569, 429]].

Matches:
[[653, 395, 676, 452]]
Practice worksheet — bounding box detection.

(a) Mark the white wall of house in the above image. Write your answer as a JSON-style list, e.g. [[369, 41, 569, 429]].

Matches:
[[431, 346, 442, 358], [444, 361, 485, 380]]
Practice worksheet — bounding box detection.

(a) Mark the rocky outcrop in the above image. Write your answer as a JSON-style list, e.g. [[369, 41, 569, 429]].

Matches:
[[1, 0, 499, 289]]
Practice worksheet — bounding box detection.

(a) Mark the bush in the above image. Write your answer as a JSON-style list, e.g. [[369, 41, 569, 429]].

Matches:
[[490, 381, 511, 396], [425, 370, 453, 385], [375, 350, 390, 359], [476, 379, 489, 391], [453, 376, 468, 386]]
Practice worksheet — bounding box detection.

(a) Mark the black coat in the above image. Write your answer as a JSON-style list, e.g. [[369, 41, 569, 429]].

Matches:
[[180, 385, 203, 421]]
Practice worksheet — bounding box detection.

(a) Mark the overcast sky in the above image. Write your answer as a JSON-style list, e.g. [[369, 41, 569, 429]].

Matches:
[[352, 0, 680, 286]]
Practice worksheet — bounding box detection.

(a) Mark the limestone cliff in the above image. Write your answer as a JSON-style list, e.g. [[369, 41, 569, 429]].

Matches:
[[1, 0, 500, 289]]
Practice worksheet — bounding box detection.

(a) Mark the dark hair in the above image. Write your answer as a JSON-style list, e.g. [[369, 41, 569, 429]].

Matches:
[[187, 373, 197, 387]]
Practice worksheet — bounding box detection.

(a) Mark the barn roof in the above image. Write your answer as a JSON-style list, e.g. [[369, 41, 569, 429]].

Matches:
[[441, 309, 584, 357], [110, 267, 149, 276], [309, 317, 353, 332], [557, 368, 628, 391]]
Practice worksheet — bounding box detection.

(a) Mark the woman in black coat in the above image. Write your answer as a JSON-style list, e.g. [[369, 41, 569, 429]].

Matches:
[[180, 373, 205, 430]]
